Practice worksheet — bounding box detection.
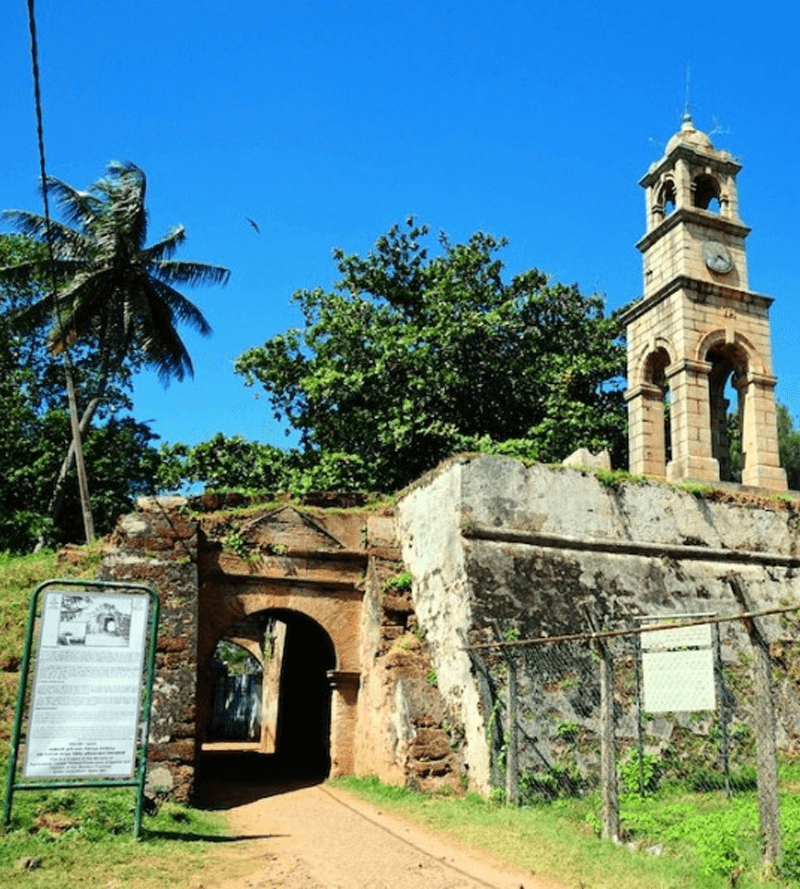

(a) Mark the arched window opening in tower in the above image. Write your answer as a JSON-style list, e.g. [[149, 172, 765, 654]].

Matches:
[[693, 174, 721, 212], [707, 344, 747, 482], [658, 180, 676, 216], [644, 347, 672, 471]]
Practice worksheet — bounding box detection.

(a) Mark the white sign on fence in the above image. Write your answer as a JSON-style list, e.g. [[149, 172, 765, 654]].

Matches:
[[641, 621, 716, 712], [24, 591, 148, 779]]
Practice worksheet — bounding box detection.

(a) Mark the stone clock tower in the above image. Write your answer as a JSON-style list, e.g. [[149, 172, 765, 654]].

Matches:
[[622, 114, 787, 491]]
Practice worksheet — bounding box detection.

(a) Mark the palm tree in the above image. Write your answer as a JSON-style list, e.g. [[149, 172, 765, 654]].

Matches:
[[1, 161, 230, 543]]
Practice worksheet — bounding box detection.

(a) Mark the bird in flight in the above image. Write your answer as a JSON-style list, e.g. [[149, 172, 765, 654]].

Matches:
[[247, 217, 260, 234]]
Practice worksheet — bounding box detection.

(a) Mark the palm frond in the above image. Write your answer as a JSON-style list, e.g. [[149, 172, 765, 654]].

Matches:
[[146, 276, 213, 337], [0, 257, 85, 291], [49, 268, 121, 349], [152, 259, 230, 289], [44, 178, 103, 229], [134, 281, 195, 384], [9, 293, 58, 332], [138, 226, 186, 264], [2, 209, 96, 263], [0, 260, 46, 286]]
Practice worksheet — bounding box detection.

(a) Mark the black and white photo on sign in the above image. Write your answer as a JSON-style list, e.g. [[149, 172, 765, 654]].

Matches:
[[56, 595, 133, 648]]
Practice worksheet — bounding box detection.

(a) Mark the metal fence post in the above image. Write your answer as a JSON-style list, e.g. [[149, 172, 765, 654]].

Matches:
[[634, 632, 646, 797], [598, 637, 619, 842], [713, 621, 732, 799], [582, 606, 619, 842], [505, 651, 519, 805], [728, 576, 781, 872]]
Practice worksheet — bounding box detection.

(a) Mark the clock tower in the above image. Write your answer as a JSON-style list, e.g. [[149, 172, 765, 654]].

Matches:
[[622, 115, 787, 491]]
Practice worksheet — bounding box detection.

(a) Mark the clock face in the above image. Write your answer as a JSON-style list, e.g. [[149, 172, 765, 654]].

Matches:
[[704, 240, 733, 274]]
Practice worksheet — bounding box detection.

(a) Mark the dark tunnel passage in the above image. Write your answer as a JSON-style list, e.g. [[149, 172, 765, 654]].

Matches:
[[198, 609, 336, 794], [274, 610, 336, 779]]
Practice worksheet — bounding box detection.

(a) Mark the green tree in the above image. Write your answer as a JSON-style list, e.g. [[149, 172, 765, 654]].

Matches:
[[235, 219, 626, 492], [1, 163, 230, 540], [0, 234, 163, 552], [777, 402, 800, 491], [725, 401, 800, 490], [158, 433, 293, 493]]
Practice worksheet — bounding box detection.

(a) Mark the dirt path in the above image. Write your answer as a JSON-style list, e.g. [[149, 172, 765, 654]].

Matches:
[[194, 778, 570, 889]]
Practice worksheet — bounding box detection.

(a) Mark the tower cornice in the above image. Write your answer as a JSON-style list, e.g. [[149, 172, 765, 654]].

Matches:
[[620, 275, 773, 326], [636, 207, 751, 254], [640, 143, 742, 188]]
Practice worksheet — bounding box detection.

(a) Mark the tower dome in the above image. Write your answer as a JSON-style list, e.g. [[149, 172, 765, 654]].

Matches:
[[665, 114, 714, 154]]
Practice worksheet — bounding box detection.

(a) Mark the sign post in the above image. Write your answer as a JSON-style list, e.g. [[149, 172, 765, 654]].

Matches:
[[4, 579, 159, 838]]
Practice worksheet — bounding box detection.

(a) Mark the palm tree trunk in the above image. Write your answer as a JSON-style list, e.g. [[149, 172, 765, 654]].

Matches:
[[33, 388, 100, 552], [63, 353, 94, 544]]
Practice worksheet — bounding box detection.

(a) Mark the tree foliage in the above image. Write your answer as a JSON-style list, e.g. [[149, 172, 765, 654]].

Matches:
[[3, 162, 229, 384], [777, 403, 800, 492], [0, 234, 161, 552], [158, 434, 292, 493], [157, 433, 371, 495], [0, 163, 229, 548], [234, 220, 626, 492]]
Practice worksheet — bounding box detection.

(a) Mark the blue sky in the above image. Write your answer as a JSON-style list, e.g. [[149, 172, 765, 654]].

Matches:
[[1, 0, 799, 460]]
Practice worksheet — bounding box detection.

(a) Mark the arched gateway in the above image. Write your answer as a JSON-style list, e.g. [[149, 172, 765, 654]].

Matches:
[[99, 495, 383, 800], [196, 512, 365, 778]]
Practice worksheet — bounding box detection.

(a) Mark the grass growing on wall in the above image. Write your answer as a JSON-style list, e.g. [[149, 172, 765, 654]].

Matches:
[[0, 545, 104, 669], [0, 545, 108, 752]]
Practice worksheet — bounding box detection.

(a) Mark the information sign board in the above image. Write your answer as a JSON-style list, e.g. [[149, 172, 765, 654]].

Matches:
[[24, 591, 149, 779], [641, 621, 716, 712], [4, 579, 158, 839]]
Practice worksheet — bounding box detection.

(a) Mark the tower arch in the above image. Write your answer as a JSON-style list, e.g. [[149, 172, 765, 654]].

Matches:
[[692, 173, 721, 211], [694, 327, 766, 375]]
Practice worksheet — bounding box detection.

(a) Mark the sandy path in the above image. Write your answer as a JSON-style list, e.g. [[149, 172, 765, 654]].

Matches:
[[196, 778, 569, 889]]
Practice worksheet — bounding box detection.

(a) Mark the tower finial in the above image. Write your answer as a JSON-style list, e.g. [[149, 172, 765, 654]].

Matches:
[[683, 64, 692, 125]]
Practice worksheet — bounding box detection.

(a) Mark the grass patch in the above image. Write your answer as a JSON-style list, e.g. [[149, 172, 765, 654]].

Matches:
[[332, 774, 800, 888], [0, 784, 242, 889], [0, 545, 251, 889], [0, 545, 104, 670]]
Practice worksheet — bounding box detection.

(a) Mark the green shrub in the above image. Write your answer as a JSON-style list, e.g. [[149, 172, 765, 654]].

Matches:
[[383, 570, 413, 592], [619, 750, 662, 796], [685, 765, 757, 793], [518, 766, 583, 804]]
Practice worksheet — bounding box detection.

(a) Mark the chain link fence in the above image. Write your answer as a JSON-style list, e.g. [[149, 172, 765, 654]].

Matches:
[[468, 576, 800, 877]]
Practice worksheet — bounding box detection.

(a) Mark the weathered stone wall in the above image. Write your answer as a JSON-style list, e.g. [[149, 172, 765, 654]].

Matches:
[[354, 513, 464, 790], [99, 456, 800, 800], [99, 497, 200, 802], [396, 455, 800, 793], [100, 494, 462, 800]]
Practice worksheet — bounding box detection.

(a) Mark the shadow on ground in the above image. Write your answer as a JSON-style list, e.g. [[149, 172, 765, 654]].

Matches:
[[194, 749, 328, 810]]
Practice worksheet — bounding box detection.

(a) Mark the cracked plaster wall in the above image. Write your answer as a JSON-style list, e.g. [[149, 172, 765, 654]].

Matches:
[[396, 455, 800, 793]]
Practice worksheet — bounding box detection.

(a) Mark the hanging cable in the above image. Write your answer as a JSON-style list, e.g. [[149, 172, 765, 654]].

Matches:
[[26, 0, 53, 240], [25, 0, 95, 544]]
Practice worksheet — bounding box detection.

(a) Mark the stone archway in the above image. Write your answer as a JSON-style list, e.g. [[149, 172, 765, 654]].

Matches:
[[196, 505, 367, 778], [99, 495, 432, 802], [262, 609, 336, 777]]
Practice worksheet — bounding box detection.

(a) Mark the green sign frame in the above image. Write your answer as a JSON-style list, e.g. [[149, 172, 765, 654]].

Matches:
[[3, 578, 159, 838]]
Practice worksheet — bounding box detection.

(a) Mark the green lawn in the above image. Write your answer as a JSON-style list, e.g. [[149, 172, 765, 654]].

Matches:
[[332, 774, 800, 889]]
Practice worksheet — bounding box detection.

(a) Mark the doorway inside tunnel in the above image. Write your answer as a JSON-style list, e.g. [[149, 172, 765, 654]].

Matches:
[[268, 609, 336, 778], [200, 609, 337, 786]]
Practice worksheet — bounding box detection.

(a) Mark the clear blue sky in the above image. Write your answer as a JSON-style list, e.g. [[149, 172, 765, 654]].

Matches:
[[2, 0, 799, 458]]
